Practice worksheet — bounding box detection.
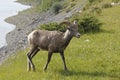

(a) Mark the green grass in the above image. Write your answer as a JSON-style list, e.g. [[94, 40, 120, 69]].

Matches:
[[0, 1, 120, 80], [18, 0, 62, 12], [18, 0, 84, 13]]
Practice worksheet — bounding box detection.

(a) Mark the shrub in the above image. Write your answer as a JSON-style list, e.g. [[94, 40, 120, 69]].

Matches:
[[70, 2, 76, 7], [71, 14, 102, 33], [102, 3, 112, 8], [89, 0, 103, 4], [112, 0, 120, 3], [52, 3, 62, 14], [83, 4, 90, 11], [39, 14, 102, 33], [65, 7, 71, 13], [39, 22, 66, 32], [89, 0, 96, 3], [79, 14, 102, 33], [90, 6, 102, 14]]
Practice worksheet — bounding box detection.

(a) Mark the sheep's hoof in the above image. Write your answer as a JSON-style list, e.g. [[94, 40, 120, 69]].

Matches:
[[44, 69, 47, 72], [44, 65, 47, 69], [43, 67, 47, 72], [32, 67, 36, 72], [64, 68, 68, 71], [27, 68, 30, 72], [27, 67, 31, 72]]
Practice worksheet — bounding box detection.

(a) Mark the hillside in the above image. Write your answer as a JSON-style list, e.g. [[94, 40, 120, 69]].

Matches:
[[0, 0, 87, 64], [0, 0, 120, 80]]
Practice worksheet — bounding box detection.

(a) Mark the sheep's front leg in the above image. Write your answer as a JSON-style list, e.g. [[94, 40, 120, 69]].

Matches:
[[60, 51, 68, 71], [44, 52, 53, 71]]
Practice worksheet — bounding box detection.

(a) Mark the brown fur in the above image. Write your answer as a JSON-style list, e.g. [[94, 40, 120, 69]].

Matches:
[[27, 20, 80, 71]]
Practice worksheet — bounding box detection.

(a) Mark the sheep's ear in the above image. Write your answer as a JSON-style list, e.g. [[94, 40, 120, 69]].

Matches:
[[73, 20, 78, 24]]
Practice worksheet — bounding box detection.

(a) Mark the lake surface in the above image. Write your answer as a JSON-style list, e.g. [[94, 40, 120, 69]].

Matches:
[[0, 0, 30, 48]]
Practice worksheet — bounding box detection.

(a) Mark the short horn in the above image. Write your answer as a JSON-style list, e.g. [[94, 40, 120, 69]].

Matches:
[[59, 21, 72, 26]]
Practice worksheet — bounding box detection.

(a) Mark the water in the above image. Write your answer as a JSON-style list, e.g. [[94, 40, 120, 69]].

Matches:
[[0, 0, 30, 48]]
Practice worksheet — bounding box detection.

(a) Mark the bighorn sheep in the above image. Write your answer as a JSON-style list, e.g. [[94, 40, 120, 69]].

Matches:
[[27, 20, 80, 71]]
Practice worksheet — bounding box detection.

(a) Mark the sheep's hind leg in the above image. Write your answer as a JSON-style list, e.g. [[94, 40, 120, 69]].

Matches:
[[31, 48, 40, 58], [27, 48, 37, 71], [30, 48, 40, 71]]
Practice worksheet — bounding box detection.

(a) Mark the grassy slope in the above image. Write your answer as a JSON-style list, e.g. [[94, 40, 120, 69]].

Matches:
[[0, 1, 120, 80], [18, 0, 61, 12]]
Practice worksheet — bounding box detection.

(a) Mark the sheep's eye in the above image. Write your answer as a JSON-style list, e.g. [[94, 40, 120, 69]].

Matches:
[[67, 28, 74, 32]]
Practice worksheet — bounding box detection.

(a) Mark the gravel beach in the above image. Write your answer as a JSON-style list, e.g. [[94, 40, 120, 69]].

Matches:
[[0, 0, 87, 64]]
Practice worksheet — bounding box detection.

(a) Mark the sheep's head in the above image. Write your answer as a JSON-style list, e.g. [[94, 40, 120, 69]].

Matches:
[[60, 20, 80, 38]]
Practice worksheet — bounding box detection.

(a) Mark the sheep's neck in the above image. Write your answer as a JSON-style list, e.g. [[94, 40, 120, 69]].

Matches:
[[62, 29, 73, 47], [63, 29, 72, 39]]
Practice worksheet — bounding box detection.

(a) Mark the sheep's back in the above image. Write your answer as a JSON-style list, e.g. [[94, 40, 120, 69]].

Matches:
[[31, 30, 63, 50]]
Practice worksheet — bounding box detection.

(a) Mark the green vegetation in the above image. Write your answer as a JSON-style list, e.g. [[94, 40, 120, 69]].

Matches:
[[52, 3, 63, 14], [18, 0, 84, 13], [70, 14, 102, 33], [88, 0, 96, 3], [90, 6, 102, 14], [39, 14, 102, 33], [78, 14, 102, 33], [18, 0, 63, 12], [0, 0, 120, 80], [102, 3, 113, 8], [112, 0, 120, 3], [39, 22, 66, 32], [38, 0, 104, 33]]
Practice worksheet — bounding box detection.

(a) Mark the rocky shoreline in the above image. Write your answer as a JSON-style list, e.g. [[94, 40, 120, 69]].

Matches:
[[0, 0, 87, 64], [0, 10, 54, 64]]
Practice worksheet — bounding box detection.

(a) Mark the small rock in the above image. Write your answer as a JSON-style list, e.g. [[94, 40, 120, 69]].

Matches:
[[18, 28, 21, 31], [5, 51, 8, 53]]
